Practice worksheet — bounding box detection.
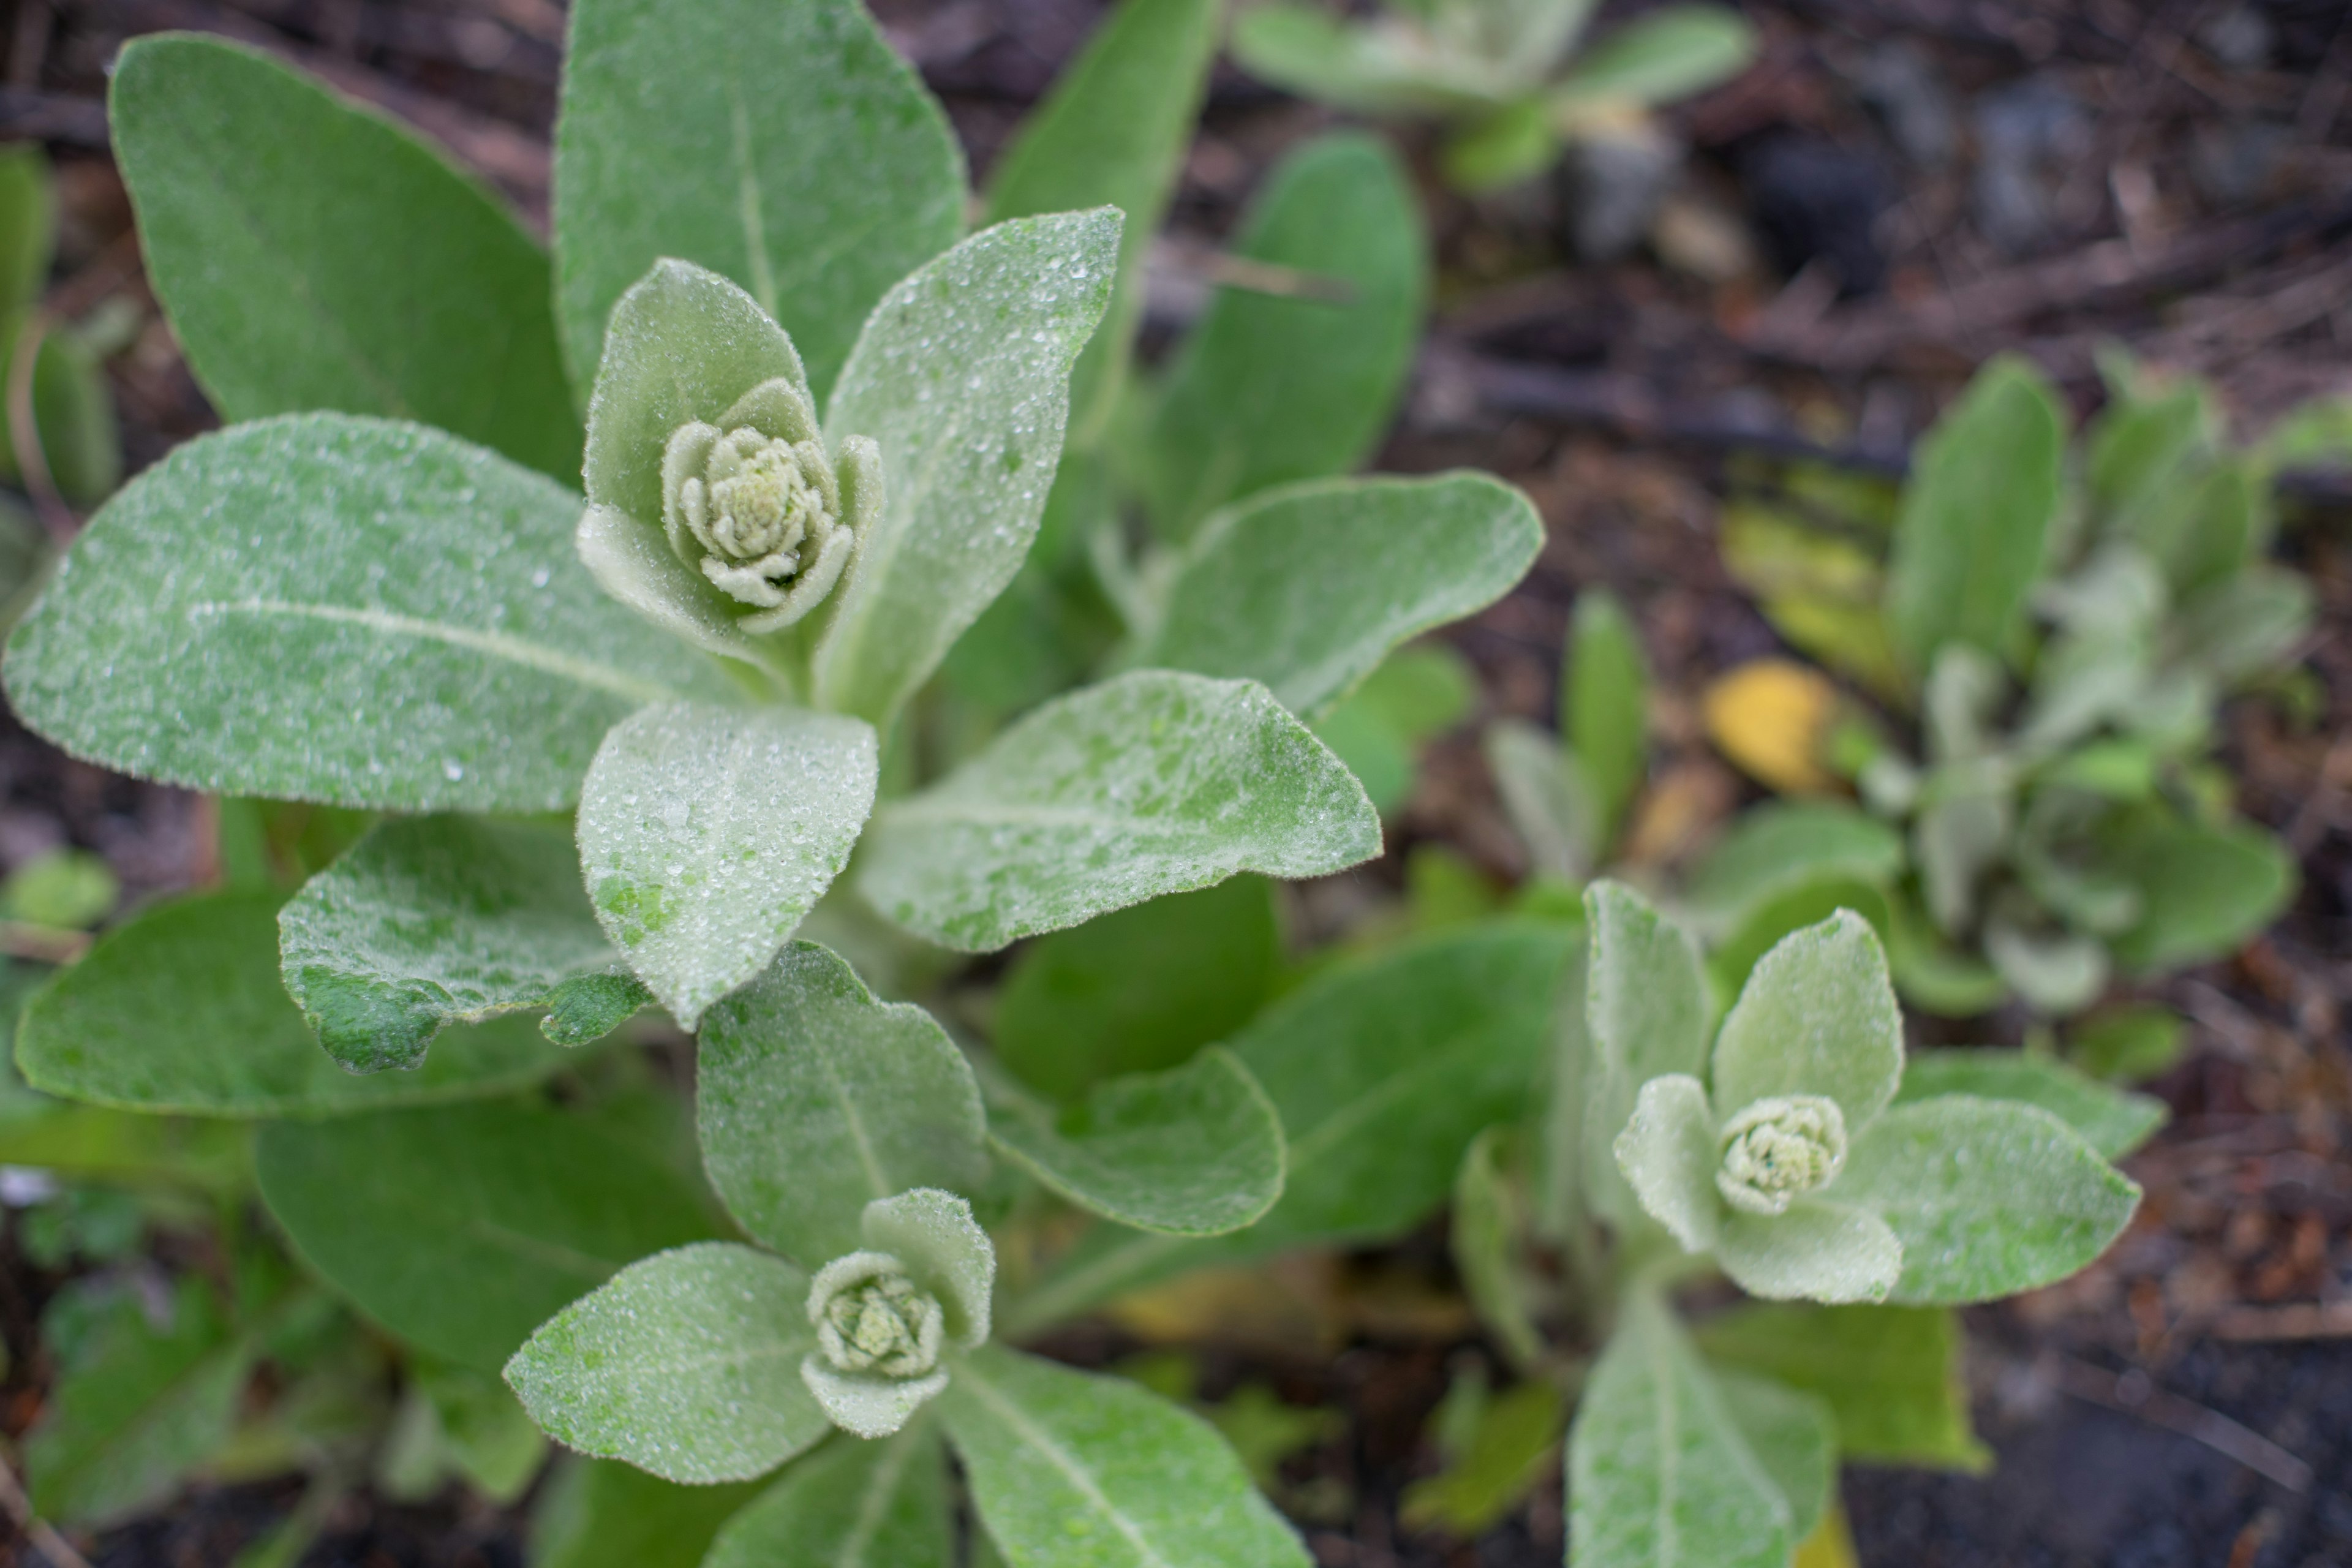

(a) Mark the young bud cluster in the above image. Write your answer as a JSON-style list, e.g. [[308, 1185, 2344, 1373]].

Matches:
[[1715, 1094, 1847, 1216], [808, 1250, 945, 1381]]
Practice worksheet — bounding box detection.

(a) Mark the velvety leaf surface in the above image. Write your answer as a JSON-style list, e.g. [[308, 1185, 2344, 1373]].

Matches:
[[1885, 358, 2064, 673], [1583, 881, 1711, 1220], [1567, 1290, 1792, 1568], [1564, 590, 1649, 843], [1680, 801, 1904, 937], [982, 0, 1220, 439], [1554, 7, 1758, 105], [554, 0, 963, 401], [993, 877, 1278, 1100], [1136, 133, 1426, 542], [986, 1048, 1284, 1236], [1839, 1097, 2141, 1304], [1484, 719, 1600, 880], [110, 35, 578, 479], [859, 671, 1378, 951], [279, 815, 646, 1073], [1697, 1303, 1989, 1471], [530, 1460, 763, 1568], [814, 211, 1119, 728], [703, 1423, 952, 1568], [696, 942, 987, 1265], [4, 415, 729, 812], [578, 701, 878, 1029], [505, 1242, 826, 1484], [580, 258, 809, 552], [2103, 813, 2296, 973], [18, 891, 575, 1116], [1006, 922, 1575, 1329], [256, 1101, 714, 1371], [941, 1346, 1311, 1568], [1611, 1073, 1719, 1253], [1896, 1048, 2165, 1160], [24, 1278, 249, 1528], [1716, 1200, 1903, 1305], [1709, 911, 1903, 1129], [1711, 1370, 1834, 1542], [1132, 472, 1541, 719], [1450, 1128, 1547, 1374]]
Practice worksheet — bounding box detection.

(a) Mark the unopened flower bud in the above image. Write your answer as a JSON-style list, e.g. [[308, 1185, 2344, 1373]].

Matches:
[[1716, 1094, 1847, 1216], [807, 1251, 944, 1381]]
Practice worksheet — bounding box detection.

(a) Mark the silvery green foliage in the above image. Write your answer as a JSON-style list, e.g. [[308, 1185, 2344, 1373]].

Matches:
[[1484, 588, 1649, 881], [1596, 884, 2141, 1304], [507, 940, 1310, 1564], [1230, 0, 1755, 190], [277, 816, 650, 1072], [1709, 353, 2306, 1026]]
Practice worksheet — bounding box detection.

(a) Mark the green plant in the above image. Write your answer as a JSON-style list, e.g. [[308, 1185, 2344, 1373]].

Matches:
[[1484, 587, 1653, 884], [1430, 880, 2152, 1565], [0, 142, 124, 512], [1706, 354, 2309, 1045], [1229, 0, 1756, 190], [0, 0, 1545, 1554]]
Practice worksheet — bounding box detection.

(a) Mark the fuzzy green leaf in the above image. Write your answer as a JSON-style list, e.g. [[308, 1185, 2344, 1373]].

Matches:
[[1709, 911, 1903, 1131], [1710, 1370, 1834, 1542], [1485, 718, 1601, 880], [1885, 357, 2064, 674], [942, 1345, 1311, 1568], [1234, 922, 1575, 1255], [1698, 1303, 1989, 1471], [532, 1460, 763, 1568], [1583, 881, 1711, 1221], [1897, 1048, 2165, 1159], [983, 0, 1221, 441], [24, 1278, 249, 1528], [1005, 922, 1576, 1329], [1452, 1128, 1547, 1374], [279, 816, 646, 1073], [994, 878, 1278, 1101], [110, 35, 579, 480], [695, 943, 987, 1266], [2101, 812, 2296, 973], [987, 1048, 1284, 1236], [1681, 801, 1904, 937], [553, 0, 963, 402], [17, 890, 575, 1116], [578, 701, 878, 1029], [1716, 1200, 1904, 1305], [859, 671, 1379, 951], [1568, 1289, 1793, 1568], [813, 211, 1120, 729], [579, 257, 809, 572], [1553, 7, 1758, 107], [704, 1423, 952, 1568], [1613, 1073, 1721, 1253], [505, 1242, 826, 1484], [1230, 5, 1488, 116], [0, 143, 53, 309], [1564, 590, 1649, 845], [3, 414, 729, 812], [1133, 472, 1542, 719], [1136, 134, 1427, 543], [257, 1101, 714, 1371], [1838, 1097, 2141, 1304]]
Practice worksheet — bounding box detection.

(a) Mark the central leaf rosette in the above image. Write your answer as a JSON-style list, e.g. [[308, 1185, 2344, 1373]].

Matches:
[[660, 384, 866, 631], [797, 1187, 995, 1439], [1714, 1094, 1845, 1216], [809, 1250, 944, 1378]]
